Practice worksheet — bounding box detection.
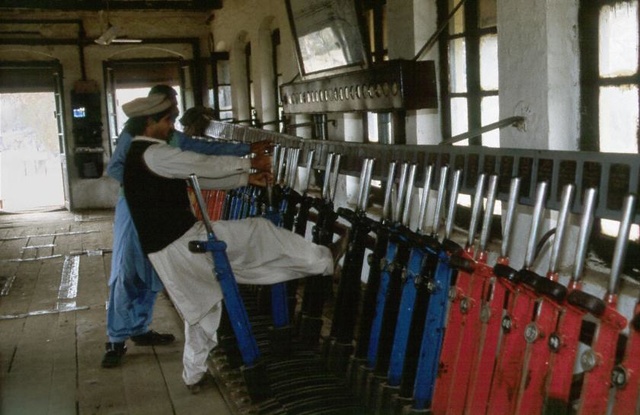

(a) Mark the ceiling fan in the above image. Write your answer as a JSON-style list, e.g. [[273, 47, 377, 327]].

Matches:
[[94, 2, 142, 45]]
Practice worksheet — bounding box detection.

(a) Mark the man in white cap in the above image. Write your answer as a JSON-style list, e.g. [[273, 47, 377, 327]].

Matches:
[[120, 94, 345, 393], [103, 85, 272, 369]]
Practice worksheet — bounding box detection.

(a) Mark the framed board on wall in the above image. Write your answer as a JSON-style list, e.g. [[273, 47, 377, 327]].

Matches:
[[285, 0, 369, 77]]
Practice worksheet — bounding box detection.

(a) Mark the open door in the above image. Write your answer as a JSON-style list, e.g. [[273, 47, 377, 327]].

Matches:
[[53, 65, 72, 210], [0, 61, 69, 212]]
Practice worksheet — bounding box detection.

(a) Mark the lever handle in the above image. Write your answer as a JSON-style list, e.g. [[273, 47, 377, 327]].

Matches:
[[548, 183, 575, 275], [417, 164, 434, 233], [444, 169, 462, 240], [431, 165, 449, 237], [358, 158, 375, 212], [570, 187, 597, 285], [382, 161, 397, 221], [302, 149, 315, 193], [607, 194, 637, 300], [189, 174, 215, 237], [478, 175, 499, 254], [501, 177, 521, 259], [322, 153, 334, 200], [330, 153, 342, 202], [468, 174, 487, 248], [401, 163, 418, 226], [524, 181, 548, 270]]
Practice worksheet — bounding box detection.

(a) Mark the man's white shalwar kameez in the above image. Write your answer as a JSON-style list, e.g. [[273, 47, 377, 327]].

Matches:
[[149, 219, 333, 384], [127, 137, 334, 385]]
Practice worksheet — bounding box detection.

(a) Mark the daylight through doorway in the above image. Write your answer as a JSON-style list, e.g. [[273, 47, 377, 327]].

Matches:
[[0, 92, 65, 211]]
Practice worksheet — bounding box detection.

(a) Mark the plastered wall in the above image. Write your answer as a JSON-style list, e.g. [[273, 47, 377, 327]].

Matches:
[[0, 9, 211, 209]]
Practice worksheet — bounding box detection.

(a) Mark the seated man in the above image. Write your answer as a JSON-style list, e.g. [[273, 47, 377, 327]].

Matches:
[[120, 94, 346, 393]]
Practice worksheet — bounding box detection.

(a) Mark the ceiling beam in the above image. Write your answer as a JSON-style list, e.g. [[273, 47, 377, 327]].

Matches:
[[0, 0, 222, 11]]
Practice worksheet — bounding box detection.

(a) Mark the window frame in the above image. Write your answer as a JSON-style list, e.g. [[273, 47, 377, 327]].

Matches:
[[579, 0, 640, 278], [437, 0, 498, 145], [579, 0, 640, 153]]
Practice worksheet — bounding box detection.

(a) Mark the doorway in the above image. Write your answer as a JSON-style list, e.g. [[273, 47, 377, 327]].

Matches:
[[0, 63, 67, 212], [0, 60, 71, 212]]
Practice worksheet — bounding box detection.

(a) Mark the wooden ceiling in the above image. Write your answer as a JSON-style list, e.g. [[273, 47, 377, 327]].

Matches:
[[0, 0, 222, 11]]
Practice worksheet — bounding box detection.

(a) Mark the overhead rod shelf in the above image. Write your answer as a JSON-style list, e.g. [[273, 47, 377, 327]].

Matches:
[[280, 60, 437, 114], [206, 121, 640, 223], [0, 0, 222, 11]]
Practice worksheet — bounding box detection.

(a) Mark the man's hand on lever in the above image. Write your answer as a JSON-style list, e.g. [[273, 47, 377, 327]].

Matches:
[[247, 147, 273, 187], [250, 152, 272, 174], [249, 171, 273, 187]]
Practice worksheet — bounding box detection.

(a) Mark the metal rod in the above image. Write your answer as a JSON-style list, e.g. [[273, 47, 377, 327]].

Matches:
[[431, 165, 449, 237], [524, 181, 548, 270], [393, 163, 410, 224], [359, 158, 375, 212], [413, 0, 468, 61], [276, 146, 287, 184], [608, 194, 637, 296], [356, 159, 369, 210], [302, 149, 314, 192], [444, 169, 462, 240], [271, 144, 281, 177], [402, 163, 418, 226], [571, 188, 597, 283], [330, 153, 342, 202], [479, 174, 499, 253], [548, 184, 575, 274], [284, 148, 294, 186], [322, 153, 334, 200], [440, 116, 525, 146], [382, 161, 397, 221], [468, 174, 487, 248], [501, 177, 521, 259], [417, 164, 434, 233], [289, 148, 301, 188], [189, 174, 214, 237]]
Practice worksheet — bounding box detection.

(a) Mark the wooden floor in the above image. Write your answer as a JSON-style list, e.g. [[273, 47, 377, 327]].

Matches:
[[0, 208, 233, 415]]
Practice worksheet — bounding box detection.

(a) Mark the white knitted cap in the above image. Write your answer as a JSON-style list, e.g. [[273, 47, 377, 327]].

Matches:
[[123, 93, 173, 118]]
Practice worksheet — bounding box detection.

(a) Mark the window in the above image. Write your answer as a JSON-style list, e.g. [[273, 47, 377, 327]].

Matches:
[[438, 0, 499, 146], [245, 42, 258, 126], [104, 59, 187, 142], [580, 0, 639, 154], [207, 52, 233, 122], [580, 0, 639, 261], [361, 0, 392, 205], [366, 112, 394, 143], [272, 29, 285, 132], [362, 0, 392, 143], [362, 0, 388, 64]]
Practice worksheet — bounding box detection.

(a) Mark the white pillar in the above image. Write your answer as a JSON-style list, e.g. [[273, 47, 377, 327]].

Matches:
[[256, 19, 278, 130], [387, 0, 441, 145], [498, 0, 579, 151], [497, 0, 580, 274], [230, 33, 251, 123]]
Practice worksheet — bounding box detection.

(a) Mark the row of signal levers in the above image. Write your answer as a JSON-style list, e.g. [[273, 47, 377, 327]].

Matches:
[[187, 146, 639, 415]]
